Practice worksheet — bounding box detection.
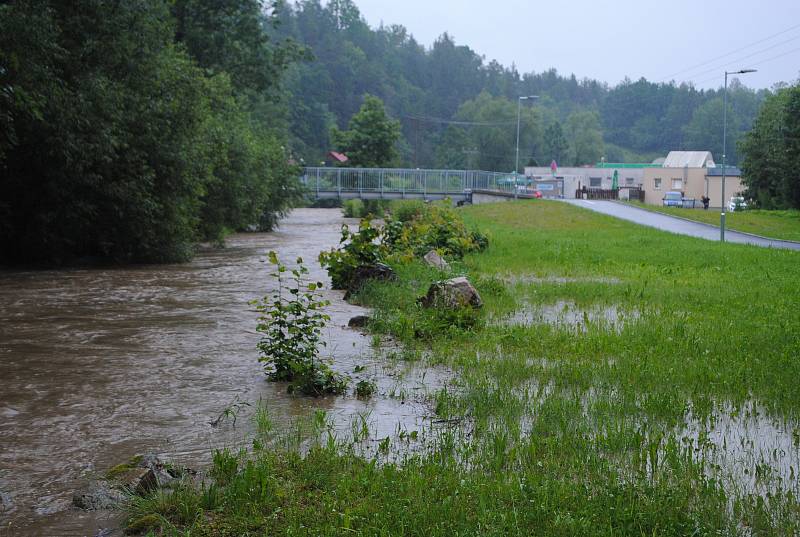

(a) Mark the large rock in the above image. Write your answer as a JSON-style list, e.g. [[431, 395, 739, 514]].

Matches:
[[345, 263, 396, 299], [347, 315, 370, 328], [73, 454, 189, 511], [73, 482, 126, 511], [420, 277, 482, 309], [423, 250, 449, 270], [115, 467, 157, 495]]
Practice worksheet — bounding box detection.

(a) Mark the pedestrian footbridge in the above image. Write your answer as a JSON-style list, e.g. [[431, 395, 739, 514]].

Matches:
[[300, 167, 534, 202]]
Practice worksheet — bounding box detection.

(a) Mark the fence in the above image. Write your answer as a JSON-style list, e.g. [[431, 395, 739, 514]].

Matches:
[[576, 188, 619, 200], [575, 187, 645, 202], [300, 167, 520, 198]]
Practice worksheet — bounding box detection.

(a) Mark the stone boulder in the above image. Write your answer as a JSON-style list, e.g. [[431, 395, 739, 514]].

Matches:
[[73, 454, 190, 511], [73, 482, 126, 511], [347, 315, 370, 328], [423, 250, 449, 271], [344, 263, 396, 299], [420, 277, 482, 309]]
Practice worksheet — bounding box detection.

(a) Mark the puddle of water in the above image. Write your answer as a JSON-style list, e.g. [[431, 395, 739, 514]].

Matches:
[[503, 274, 622, 285], [675, 401, 800, 496], [496, 300, 640, 332]]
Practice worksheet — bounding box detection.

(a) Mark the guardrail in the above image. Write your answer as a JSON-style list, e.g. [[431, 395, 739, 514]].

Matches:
[[300, 167, 522, 198]]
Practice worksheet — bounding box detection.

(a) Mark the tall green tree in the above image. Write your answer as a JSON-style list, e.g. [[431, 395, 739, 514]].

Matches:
[[739, 83, 800, 209], [542, 122, 569, 166], [565, 110, 604, 165], [0, 0, 302, 264], [331, 94, 402, 167]]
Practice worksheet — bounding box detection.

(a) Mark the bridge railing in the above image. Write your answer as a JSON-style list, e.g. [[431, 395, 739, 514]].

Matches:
[[301, 167, 518, 196]]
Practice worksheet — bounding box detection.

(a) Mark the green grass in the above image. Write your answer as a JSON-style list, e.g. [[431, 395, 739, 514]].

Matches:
[[625, 200, 800, 242], [126, 201, 800, 536]]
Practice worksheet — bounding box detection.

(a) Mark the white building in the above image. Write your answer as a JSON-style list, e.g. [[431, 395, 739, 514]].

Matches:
[[523, 163, 657, 198]]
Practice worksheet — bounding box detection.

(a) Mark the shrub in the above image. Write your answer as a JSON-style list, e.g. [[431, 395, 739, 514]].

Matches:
[[342, 199, 364, 218], [321, 204, 488, 293], [319, 218, 385, 290], [253, 252, 348, 396], [389, 200, 425, 222], [355, 379, 377, 399], [363, 199, 391, 217], [383, 203, 487, 259]]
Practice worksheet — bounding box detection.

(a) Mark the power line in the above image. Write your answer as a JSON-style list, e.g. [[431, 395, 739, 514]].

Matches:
[[681, 34, 800, 85], [691, 45, 800, 87], [658, 22, 800, 82], [404, 114, 516, 127]]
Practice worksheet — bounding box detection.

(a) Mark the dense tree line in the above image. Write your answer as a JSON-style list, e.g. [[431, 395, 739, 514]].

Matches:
[[0, 0, 303, 264], [274, 0, 772, 171], [739, 83, 800, 209]]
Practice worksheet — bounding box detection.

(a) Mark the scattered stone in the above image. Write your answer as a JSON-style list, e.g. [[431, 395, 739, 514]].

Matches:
[[72, 482, 125, 511], [345, 263, 396, 299], [348, 315, 370, 328], [74, 453, 191, 511], [423, 250, 449, 270], [116, 467, 157, 495], [420, 277, 483, 309]]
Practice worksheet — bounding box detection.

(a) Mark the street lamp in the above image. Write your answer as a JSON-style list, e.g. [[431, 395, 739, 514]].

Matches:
[[720, 69, 756, 242], [515, 95, 539, 198]]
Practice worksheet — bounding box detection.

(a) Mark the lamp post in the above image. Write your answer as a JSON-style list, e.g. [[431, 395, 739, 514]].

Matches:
[[720, 69, 756, 242], [515, 95, 539, 198]]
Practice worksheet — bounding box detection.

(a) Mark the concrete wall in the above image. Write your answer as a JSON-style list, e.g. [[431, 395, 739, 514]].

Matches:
[[471, 190, 537, 205], [705, 176, 747, 208]]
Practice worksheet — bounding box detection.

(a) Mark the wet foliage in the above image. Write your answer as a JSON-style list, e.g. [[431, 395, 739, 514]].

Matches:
[[253, 251, 347, 396], [0, 1, 303, 264], [320, 201, 488, 291]]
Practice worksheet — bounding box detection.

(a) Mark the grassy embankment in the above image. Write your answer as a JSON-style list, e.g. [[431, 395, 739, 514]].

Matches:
[[625, 200, 800, 242], [127, 200, 800, 536]]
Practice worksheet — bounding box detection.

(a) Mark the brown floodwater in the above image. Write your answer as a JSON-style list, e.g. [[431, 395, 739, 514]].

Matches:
[[0, 209, 445, 536]]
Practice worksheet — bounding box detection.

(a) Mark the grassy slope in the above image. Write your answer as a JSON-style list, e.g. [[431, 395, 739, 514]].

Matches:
[[129, 201, 800, 536], [625, 201, 800, 242]]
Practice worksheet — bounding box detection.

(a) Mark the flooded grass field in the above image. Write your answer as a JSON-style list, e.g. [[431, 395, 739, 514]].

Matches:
[[4, 201, 800, 535]]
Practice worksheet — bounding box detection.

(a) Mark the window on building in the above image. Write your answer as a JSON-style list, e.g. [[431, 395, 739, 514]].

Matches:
[[672, 178, 683, 190], [654, 178, 662, 190], [589, 177, 602, 187], [626, 177, 634, 185]]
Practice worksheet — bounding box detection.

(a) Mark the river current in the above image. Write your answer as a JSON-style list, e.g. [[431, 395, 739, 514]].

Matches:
[[0, 209, 424, 535]]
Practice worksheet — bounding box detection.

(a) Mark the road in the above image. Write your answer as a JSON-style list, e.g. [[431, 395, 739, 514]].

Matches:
[[562, 200, 800, 251]]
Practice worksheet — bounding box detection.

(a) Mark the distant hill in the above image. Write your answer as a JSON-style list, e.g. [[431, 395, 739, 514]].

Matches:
[[274, 0, 769, 170]]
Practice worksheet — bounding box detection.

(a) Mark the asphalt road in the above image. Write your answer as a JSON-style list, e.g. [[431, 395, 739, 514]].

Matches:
[[562, 200, 800, 251]]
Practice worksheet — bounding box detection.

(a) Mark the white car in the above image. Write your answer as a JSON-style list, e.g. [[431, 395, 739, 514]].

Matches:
[[728, 196, 748, 211]]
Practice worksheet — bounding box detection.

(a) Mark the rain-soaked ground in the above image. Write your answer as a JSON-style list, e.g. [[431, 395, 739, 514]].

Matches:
[[0, 209, 452, 536]]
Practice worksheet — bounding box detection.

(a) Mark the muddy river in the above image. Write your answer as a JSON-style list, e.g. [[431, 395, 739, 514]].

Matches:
[[0, 209, 442, 536]]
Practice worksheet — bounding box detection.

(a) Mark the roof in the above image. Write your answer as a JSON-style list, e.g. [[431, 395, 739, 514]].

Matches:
[[595, 162, 662, 169], [662, 151, 715, 168], [706, 166, 742, 176], [326, 151, 349, 163]]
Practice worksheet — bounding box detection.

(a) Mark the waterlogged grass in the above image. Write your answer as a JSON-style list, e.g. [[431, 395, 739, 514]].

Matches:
[[127, 201, 800, 535], [625, 200, 800, 242]]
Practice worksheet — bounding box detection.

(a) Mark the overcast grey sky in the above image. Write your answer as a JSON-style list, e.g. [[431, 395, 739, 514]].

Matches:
[[350, 0, 800, 90]]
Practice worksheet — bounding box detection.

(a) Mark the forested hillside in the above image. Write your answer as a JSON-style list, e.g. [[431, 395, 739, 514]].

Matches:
[[274, 0, 772, 170]]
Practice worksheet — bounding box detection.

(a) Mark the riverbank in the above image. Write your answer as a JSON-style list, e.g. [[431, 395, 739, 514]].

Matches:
[[126, 200, 800, 535], [0, 209, 400, 535], [622, 200, 800, 242]]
